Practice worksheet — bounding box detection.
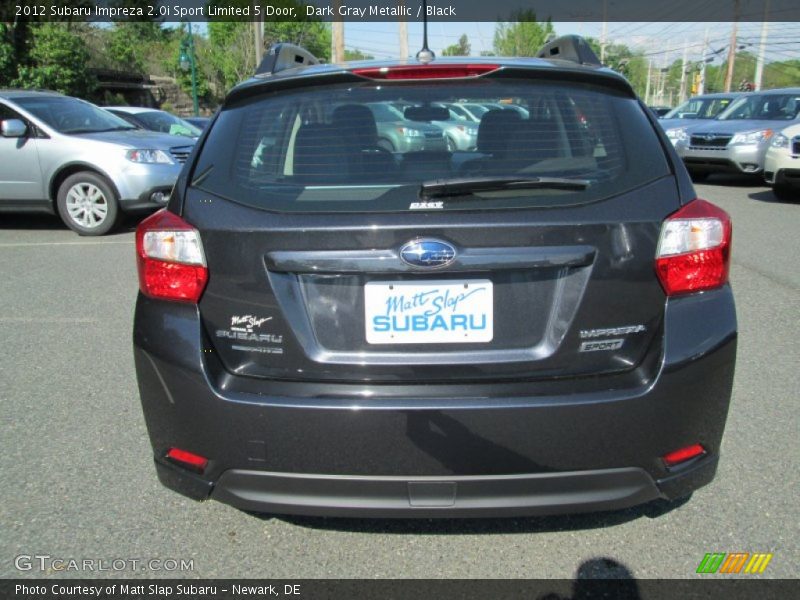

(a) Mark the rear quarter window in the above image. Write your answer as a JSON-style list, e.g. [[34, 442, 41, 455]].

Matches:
[[192, 78, 670, 213]]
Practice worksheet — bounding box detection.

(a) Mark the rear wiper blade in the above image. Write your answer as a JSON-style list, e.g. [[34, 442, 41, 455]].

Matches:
[[419, 176, 590, 199]]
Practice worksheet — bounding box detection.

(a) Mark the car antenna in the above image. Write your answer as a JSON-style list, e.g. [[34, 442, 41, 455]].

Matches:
[[416, 0, 435, 64]]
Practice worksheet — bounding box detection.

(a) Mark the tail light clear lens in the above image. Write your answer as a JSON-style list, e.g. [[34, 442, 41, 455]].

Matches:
[[655, 199, 732, 296], [135, 209, 208, 303]]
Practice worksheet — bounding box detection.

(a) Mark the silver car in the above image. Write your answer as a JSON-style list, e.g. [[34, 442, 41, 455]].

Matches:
[[675, 88, 800, 180], [0, 90, 194, 235], [659, 92, 745, 146]]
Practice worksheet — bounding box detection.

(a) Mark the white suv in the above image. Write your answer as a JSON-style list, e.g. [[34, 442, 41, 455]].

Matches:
[[764, 122, 800, 200]]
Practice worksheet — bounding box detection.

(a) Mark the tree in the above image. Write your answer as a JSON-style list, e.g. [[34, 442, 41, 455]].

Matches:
[[108, 22, 164, 74], [207, 19, 331, 93], [442, 34, 470, 57], [493, 11, 553, 57], [14, 23, 95, 97], [344, 48, 374, 61], [0, 24, 16, 87]]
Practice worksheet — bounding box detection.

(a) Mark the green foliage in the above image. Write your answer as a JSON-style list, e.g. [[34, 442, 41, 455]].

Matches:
[[493, 12, 553, 57], [14, 23, 95, 97], [0, 24, 16, 87], [344, 48, 374, 61], [168, 26, 211, 101], [264, 21, 331, 61], [442, 34, 471, 57], [206, 18, 331, 93], [108, 22, 164, 74]]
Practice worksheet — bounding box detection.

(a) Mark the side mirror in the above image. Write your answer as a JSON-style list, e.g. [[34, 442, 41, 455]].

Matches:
[[1, 119, 27, 138]]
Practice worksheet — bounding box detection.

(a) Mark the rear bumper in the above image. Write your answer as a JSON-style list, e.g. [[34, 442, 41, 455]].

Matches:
[[156, 457, 716, 518], [134, 286, 736, 517]]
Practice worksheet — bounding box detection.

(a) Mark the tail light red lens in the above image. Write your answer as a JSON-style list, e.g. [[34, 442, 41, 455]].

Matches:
[[352, 64, 499, 80], [663, 444, 706, 467], [135, 209, 208, 303], [166, 448, 208, 473], [655, 199, 732, 296]]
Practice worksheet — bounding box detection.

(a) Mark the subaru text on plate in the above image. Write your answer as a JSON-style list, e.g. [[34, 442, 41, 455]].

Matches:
[[133, 38, 737, 517]]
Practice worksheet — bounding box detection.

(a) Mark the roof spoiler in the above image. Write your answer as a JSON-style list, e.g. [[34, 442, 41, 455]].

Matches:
[[255, 43, 320, 77], [536, 35, 602, 66]]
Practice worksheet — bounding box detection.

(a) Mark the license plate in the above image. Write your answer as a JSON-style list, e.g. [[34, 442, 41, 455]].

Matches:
[[365, 280, 493, 344]]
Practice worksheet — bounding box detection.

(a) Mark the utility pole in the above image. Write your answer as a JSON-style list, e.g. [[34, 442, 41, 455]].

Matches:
[[678, 39, 689, 103], [754, 0, 770, 91], [398, 1, 408, 59], [600, 0, 608, 63], [645, 60, 652, 105], [253, 2, 263, 68], [724, 0, 740, 92], [332, 1, 344, 63], [698, 27, 709, 95]]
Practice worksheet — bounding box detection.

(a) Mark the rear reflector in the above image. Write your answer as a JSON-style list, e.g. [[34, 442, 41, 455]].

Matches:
[[655, 199, 731, 296], [352, 64, 499, 80], [135, 209, 208, 303], [663, 444, 706, 467], [166, 448, 208, 473]]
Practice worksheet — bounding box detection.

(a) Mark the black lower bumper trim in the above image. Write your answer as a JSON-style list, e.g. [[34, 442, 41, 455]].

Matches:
[[210, 467, 663, 518]]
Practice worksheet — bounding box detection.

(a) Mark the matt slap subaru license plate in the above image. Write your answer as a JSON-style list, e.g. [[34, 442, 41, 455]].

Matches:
[[365, 280, 493, 344]]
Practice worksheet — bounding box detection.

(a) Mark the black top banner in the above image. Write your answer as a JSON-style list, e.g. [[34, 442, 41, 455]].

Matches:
[[3, 0, 800, 22]]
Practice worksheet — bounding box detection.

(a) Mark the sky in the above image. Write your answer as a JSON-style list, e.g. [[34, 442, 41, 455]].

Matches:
[[341, 21, 800, 67]]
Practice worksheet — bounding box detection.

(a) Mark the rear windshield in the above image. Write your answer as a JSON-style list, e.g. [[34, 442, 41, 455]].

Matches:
[[193, 78, 670, 213]]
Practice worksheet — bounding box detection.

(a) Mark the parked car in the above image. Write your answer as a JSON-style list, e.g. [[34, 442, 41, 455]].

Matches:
[[764, 122, 800, 200], [184, 116, 211, 131], [660, 92, 745, 146], [0, 90, 194, 235], [365, 102, 447, 153], [105, 106, 202, 139], [133, 37, 736, 518], [443, 102, 478, 122], [398, 102, 478, 151], [649, 105, 672, 118], [675, 88, 800, 179]]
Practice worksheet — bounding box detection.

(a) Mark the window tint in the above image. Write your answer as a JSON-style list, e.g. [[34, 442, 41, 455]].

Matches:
[[134, 111, 201, 137], [719, 94, 800, 121], [193, 79, 670, 213], [14, 96, 135, 134]]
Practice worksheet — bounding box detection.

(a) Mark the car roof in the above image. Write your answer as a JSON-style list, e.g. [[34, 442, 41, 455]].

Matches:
[[227, 55, 633, 104], [105, 106, 161, 114], [753, 87, 800, 95], [688, 92, 745, 99], [0, 89, 64, 100]]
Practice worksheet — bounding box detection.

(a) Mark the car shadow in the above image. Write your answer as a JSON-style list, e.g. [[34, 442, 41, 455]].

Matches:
[[0, 212, 139, 234], [748, 189, 799, 204], [248, 495, 691, 535], [695, 173, 765, 189]]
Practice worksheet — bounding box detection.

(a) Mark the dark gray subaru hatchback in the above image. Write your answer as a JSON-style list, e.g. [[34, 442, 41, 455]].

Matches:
[[133, 37, 736, 517]]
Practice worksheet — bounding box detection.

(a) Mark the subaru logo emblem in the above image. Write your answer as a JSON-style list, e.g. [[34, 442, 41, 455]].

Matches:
[[399, 239, 456, 269], [704, 134, 716, 141]]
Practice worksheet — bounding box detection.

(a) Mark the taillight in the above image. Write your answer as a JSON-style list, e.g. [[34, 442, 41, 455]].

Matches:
[[166, 448, 208, 473], [135, 209, 208, 303], [655, 199, 732, 296], [663, 444, 706, 468], [351, 64, 499, 80]]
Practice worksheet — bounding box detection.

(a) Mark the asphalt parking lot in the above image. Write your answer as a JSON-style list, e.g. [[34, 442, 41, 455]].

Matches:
[[1, 175, 797, 580]]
